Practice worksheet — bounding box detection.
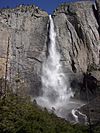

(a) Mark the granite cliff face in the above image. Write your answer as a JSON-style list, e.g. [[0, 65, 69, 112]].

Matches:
[[0, 5, 49, 96], [53, 1, 100, 82], [0, 1, 100, 97]]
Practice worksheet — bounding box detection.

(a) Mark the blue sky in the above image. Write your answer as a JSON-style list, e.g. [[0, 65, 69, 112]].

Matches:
[[0, 0, 80, 14]]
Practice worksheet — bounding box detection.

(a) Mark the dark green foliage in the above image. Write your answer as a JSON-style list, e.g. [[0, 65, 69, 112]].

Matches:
[[0, 94, 99, 133]]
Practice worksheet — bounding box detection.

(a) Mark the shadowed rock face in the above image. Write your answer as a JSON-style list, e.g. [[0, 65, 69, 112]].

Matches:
[[0, 1, 100, 97], [96, 0, 100, 26], [53, 1, 100, 82]]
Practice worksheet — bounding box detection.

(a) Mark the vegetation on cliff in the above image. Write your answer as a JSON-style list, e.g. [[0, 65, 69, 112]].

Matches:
[[0, 93, 85, 133], [0, 92, 100, 133]]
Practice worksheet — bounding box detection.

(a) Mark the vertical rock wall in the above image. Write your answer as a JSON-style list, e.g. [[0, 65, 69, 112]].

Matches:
[[53, 1, 100, 82], [0, 5, 49, 96], [0, 1, 100, 96]]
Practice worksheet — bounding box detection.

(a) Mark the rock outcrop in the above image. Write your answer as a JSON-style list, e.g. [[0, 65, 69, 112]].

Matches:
[[0, 1, 100, 97]]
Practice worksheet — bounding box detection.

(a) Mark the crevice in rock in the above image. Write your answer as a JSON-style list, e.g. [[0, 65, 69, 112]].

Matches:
[[85, 33, 91, 52], [66, 21, 75, 57], [66, 21, 79, 57], [74, 42, 79, 56], [65, 8, 81, 45], [66, 15, 82, 50], [88, 24, 97, 41], [5, 37, 10, 93], [27, 56, 42, 63], [75, 25, 85, 44], [71, 59, 77, 73]]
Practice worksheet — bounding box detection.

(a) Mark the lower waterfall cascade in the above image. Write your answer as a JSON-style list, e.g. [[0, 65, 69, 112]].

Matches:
[[35, 15, 87, 124]]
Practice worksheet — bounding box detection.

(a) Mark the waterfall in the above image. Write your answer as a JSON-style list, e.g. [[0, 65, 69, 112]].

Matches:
[[42, 15, 74, 105], [36, 15, 73, 108], [35, 15, 87, 124]]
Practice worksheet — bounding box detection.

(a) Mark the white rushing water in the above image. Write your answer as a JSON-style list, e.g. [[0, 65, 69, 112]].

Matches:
[[35, 15, 87, 124]]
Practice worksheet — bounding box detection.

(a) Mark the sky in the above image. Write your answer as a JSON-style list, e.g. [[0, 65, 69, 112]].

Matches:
[[0, 0, 81, 14]]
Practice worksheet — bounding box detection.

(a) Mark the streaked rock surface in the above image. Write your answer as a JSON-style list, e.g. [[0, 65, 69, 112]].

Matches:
[[0, 1, 100, 98]]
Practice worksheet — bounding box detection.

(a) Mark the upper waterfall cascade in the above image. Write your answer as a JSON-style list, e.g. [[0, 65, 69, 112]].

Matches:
[[41, 15, 73, 106], [35, 15, 87, 124]]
